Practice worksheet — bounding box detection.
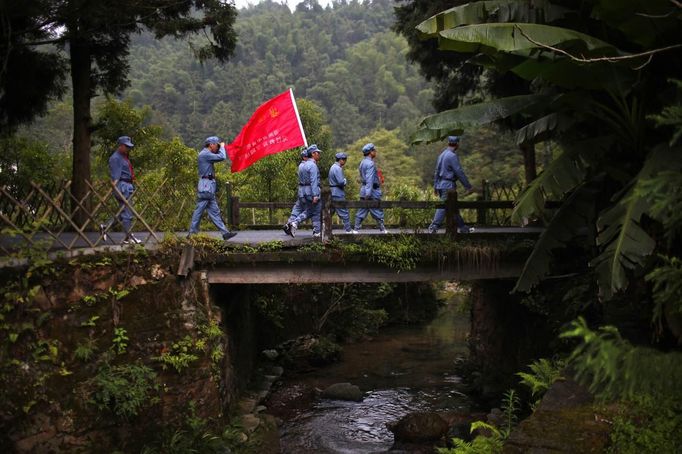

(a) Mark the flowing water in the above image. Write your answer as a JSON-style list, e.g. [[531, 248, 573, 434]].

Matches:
[[275, 292, 476, 453]]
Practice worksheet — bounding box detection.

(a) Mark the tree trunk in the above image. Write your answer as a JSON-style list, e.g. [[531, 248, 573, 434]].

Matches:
[[521, 142, 537, 186], [70, 39, 93, 227]]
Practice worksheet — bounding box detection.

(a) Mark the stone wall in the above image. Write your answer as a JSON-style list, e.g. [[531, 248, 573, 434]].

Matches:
[[0, 250, 253, 452]]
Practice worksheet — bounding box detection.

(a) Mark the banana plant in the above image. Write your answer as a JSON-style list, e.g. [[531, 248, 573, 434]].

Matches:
[[411, 0, 682, 298]]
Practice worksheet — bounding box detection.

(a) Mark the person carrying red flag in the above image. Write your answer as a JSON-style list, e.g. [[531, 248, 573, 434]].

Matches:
[[228, 89, 307, 172]]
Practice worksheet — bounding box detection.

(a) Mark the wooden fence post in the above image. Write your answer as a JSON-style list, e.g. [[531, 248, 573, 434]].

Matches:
[[322, 186, 332, 241], [230, 196, 240, 229], [477, 179, 488, 226], [445, 189, 458, 239]]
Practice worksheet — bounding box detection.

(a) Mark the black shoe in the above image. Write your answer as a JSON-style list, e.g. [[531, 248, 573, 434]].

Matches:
[[223, 232, 237, 240], [283, 223, 291, 236]]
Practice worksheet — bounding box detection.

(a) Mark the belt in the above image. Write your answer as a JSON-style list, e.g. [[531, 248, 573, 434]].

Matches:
[[201, 175, 215, 180], [119, 178, 133, 183], [298, 183, 311, 186], [329, 184, 345, 188]]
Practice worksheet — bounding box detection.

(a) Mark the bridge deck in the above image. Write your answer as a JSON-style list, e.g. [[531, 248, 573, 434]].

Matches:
[[0, 227, 543, 252]]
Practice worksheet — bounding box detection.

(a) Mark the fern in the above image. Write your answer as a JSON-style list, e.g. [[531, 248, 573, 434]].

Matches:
[[647, 79, 682, 146], [437, 390, 518, 454], [560, 317, 682, 400], [501, 389, 520, 435], [645, 255, 682, 334], [637, 170, 682, 241], [437, 431, 504, 454], [517, 358, 564, 407]]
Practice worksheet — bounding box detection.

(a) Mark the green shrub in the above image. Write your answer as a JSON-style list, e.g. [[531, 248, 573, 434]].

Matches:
[[88, 362, 159, 419], [154, 336, 199, 373]]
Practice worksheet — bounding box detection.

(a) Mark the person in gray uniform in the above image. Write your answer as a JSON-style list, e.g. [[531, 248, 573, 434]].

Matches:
[[285, 144, 322, 238], [328, 152, 352, 233], [101, 135, 141, 244], [428, 135, 475, 234], [188, 136, 237, 240], [353, 143, 386, 233], [284, 148, 310, 236]]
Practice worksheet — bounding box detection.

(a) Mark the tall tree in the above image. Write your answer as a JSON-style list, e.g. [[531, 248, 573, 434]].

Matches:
[[3, 0, 238, 224], [0, 1, 67, 133]]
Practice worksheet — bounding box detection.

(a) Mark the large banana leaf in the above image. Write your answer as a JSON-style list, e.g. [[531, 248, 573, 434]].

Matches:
[[411, 94, 549, 144], [511, 137, 612, 222], [591, 146, 682, 300], [417, 0, 572, 38], [592, 0, 681, 48], [511, 57, 636, 90], [411, 127, 463, 145], [438, 23, 618, 56], [513, 184, 597, 293], [515, 112, 574, 145]]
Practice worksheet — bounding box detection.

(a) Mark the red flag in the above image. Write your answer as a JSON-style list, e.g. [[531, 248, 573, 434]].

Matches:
[[227, 89, 307, 172]]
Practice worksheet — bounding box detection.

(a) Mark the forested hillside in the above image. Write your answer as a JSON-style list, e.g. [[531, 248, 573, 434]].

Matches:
[[9, 0, 525, 199], [125, 0, 433, 149]]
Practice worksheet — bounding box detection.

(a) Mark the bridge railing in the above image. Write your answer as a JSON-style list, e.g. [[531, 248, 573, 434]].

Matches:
[[0, 178, 199, 255], [0, 178, 530, 255], [227, 179, 523, 231]]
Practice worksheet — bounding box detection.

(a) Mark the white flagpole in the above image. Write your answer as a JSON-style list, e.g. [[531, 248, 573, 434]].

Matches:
[[289, 87, 308, 147]]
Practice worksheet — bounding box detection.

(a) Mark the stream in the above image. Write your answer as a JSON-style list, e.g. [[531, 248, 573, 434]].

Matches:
[[271, 290, 479, 453]]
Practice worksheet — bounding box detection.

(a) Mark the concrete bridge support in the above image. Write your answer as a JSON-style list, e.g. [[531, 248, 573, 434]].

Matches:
[[468, 280, 553, 397]]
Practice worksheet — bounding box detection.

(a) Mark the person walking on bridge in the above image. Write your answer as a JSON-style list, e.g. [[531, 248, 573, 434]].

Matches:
[[328, 152, 353, 233], [428, 136, 475, 234], [188, 136, 237, 240], [285, 144, 322, 238], [353, 143, 386, 233], [101, 135, 141, 244], [283, 148, 310, 236]]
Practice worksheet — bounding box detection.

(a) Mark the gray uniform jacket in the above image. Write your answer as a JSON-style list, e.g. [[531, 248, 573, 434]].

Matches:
[[328, 162, 347, 198], [197, 145, 227, 197], [433, 147, 472, 191], [297, 159, 320, 199], [358, 156, 381, 199]]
